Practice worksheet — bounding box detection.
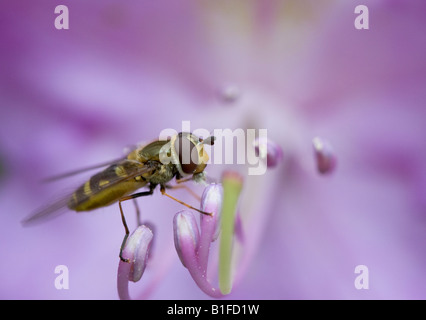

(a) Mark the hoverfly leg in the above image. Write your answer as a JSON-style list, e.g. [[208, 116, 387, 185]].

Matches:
[[133, 198, 142, 226], [118, 189, 154, 263], [160, 186, 212, 216], [119, 233, 130, 263], [165, 184, 201, 202], [175, 176, 193, 184]]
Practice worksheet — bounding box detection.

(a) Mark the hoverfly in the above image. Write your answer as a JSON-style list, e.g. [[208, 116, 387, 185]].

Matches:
[[22, 132, 215, 262]]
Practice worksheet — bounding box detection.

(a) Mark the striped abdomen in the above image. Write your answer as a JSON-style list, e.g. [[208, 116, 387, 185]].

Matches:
[[67, 160, 148, 212]]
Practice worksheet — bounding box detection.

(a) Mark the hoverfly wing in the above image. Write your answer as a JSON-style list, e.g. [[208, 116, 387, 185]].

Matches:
[[21, 192, 75, 226], [23, 160, 155, 226], [41, 156, 128, 183]]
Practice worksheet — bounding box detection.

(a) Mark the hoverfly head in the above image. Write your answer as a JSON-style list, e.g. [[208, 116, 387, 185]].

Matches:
[[171, 132, 214, 177]]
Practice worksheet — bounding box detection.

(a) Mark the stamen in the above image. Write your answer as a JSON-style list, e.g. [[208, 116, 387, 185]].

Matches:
[[218, 84, 241, 103], [200, 183, 223, 242], [312, 137, 337, 174], [173, 210, 223, 298], [117, 225, 153, 300], [173, 211, 200, 268], [253, 137, 283, 168], [198, 183, 223, 272]]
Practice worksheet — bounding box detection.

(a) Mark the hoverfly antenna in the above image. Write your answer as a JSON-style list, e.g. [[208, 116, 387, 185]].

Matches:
[[199, 135, 215, 146]]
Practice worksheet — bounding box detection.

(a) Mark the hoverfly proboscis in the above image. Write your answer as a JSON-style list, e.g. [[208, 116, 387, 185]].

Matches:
[[22, 132, 216, 262]]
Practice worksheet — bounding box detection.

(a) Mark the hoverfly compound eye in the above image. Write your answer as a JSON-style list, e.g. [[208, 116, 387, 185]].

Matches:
[[174, 133, 199, 174]]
